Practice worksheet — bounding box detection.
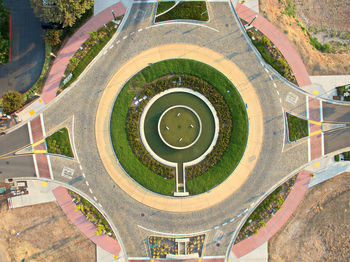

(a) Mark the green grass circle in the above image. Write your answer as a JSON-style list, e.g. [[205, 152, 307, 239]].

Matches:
[[110, 59, 248, 195]]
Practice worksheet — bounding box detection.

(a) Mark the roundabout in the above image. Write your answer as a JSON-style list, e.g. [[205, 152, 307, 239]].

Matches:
[[96, 43, 264, 212]]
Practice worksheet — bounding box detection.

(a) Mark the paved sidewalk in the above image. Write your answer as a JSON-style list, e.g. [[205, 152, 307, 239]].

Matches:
[[40, 2, 126, 104], [235, 3, 311, 87], [231, 170, 311, 258], [309, 75, 350, 100], [53, 186, 122, 255], [8, 180, 57, 209]]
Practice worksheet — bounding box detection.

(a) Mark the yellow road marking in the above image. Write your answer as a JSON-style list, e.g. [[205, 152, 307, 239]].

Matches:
[[33, 150, 47, 153], [312, 90, 319, 95], [29, 109, 35, 116], [41, 182, 48, 187], [308, 120, 322, 126], [32, 138, 45, 148], [314, 162, 320, 167], [309, 129, 322, 137]]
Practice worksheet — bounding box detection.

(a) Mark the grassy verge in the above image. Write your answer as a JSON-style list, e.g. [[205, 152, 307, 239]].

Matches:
[[246, 28, 297, 84], [235, 176, 296, 243], [46, 128, 73, 157], [59, 21, 119, 92], [69, 190, 115, 238], [155, 1, 208, 22], [0, 0, 10, 64], [286, 113, 308, 141], [111, 59, 248, 195], [156, 1, 176, 15]]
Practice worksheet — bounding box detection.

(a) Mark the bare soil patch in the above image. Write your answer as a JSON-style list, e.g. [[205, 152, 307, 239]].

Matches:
[[269, 172, 350, 261], [260, 0, 350, 75], [0, 202, 95, 262]]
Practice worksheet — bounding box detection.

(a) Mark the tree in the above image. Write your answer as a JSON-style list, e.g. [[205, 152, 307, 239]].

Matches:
[[44, 29, 61, 47], [30, 0, 93, 27], [2, 91, 23, 114]]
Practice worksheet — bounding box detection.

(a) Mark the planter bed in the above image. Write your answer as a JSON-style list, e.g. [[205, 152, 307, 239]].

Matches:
[[235, 175, 296, 243]]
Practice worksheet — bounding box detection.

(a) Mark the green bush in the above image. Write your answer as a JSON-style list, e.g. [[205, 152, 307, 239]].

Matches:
[[46, 128, 74, 157], [44, 29, 62, 47], [286, 113, 308, 141], [334, 154, 340, 161]]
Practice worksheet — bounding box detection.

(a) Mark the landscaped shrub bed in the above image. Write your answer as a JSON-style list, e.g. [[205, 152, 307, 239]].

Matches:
[[111, 59, 248, 195], [59, 20, 121, 91], [69, 190, 116, 238], [336, 84, 350, 101], [125, 74, 232, 180], [334, 151, 350, 162], [155, 1, 208, 22], [286, 112, 308, 141], [246, 27, 297, 85], [149, 234, 205, 258], [46, 127, 74, 157], [156, 1, 176, 15], [235, 175, 296, 243]]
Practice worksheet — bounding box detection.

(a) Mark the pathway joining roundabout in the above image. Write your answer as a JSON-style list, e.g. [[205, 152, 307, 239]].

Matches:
[[95, 43, 264, 212]]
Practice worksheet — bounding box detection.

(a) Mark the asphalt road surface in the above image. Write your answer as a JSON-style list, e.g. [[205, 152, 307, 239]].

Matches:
[[0, 0, 45, 96]]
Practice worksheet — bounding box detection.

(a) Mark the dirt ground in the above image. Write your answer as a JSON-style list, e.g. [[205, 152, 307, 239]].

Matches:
[[0, 202, 95, 262], [269, 172, 350, 262], [259, 0, 350, 75]]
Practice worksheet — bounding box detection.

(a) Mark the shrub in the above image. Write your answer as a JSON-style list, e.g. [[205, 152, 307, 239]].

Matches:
[[2, 91, 23, 114], [44, 29, 62, 47]]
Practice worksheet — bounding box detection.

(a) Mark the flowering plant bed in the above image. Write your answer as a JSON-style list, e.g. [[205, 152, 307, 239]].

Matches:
[[149, 234, 205, 258], [68, 190, 116, 238], [245, 23, 297, 85], [59, 19, 122, 91], [235, 175, 296, 243]]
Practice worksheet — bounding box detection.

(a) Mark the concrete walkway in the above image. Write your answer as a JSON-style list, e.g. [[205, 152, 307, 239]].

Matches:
[[40, 2, 126, 104], [235, 3, 311, 87], [231, 170, 311, 258], [309, 75, 350, 100], [53, 186, 122, 256], [8, 180, 57, 209]]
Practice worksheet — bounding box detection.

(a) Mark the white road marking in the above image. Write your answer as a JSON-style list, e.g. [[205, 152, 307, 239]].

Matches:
[[40, 113, 46, 137], [265, 68, 269, 73], [116, 40, 120, 44], [279, 98, 282, 103], [89, 188, 93, 194], [123, 35, 128, 40], [276, 90, 280, 95], [138, 28, 143, 32], [273, 83, 277, 88], [79, 165, 82, 170], [98, 203, 103, 208], [93, 196, 97, 201], [82, 173, 86, 178], [85, 181, 89, 186], [130, 32, 135, 35], [32, 154, 39, 178], [109, 45, 114, 49]]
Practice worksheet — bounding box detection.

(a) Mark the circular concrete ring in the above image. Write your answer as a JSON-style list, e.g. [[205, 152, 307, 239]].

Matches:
[[95, 44, 264, 212], [158, 105, 202, 150]]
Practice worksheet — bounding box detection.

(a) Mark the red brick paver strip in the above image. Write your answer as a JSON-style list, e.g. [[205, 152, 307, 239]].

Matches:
[[231, 170, 311, 258], [235, 3, 311, 87], [308, 97, 322, 160], [41, 3, 126, 104], [30, 115, 52, 179], [53, 186, 121, 255]]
